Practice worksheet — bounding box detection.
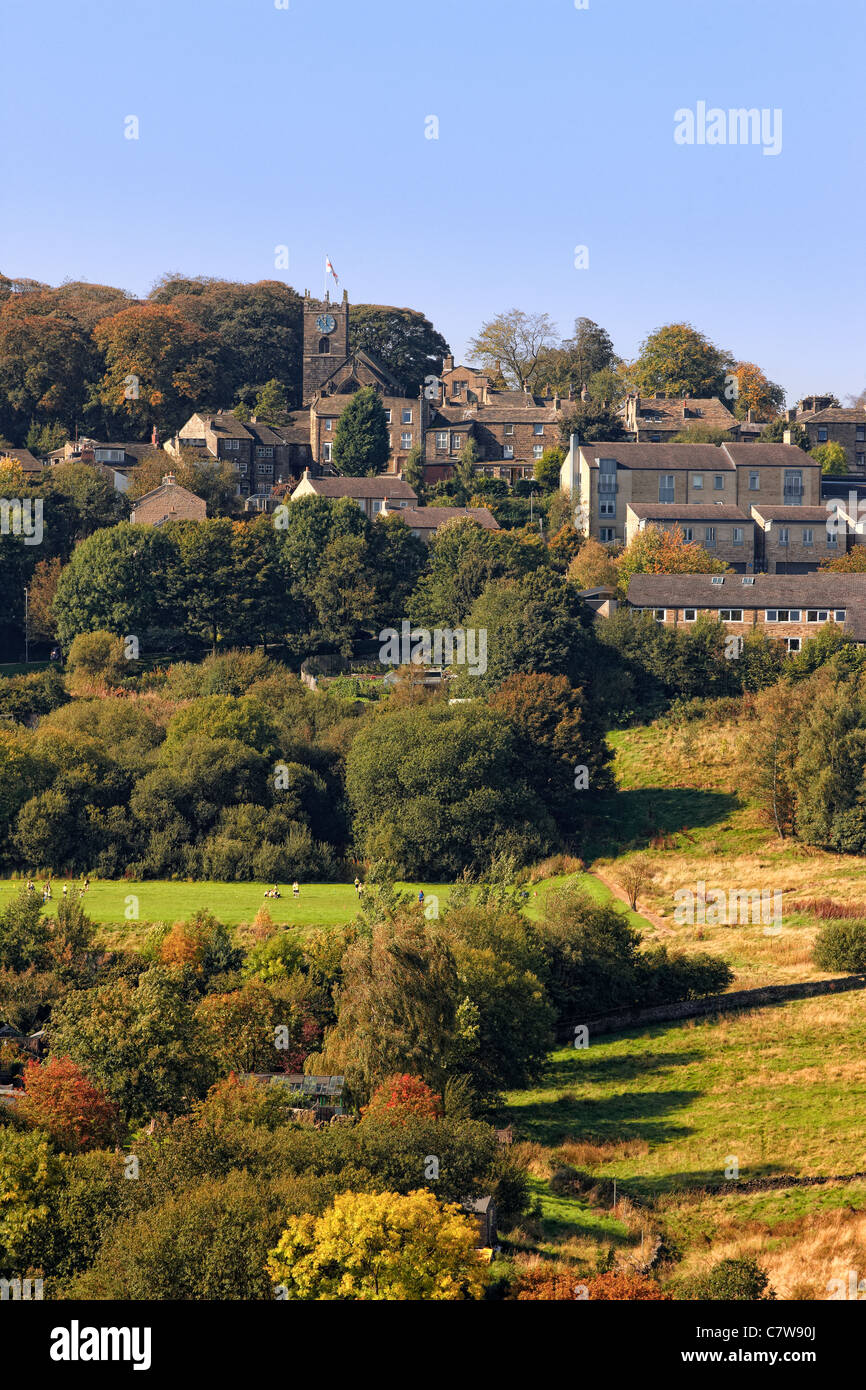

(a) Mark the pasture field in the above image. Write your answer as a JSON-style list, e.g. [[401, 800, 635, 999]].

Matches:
[[0, 878, 450, 934], [501, 991, 866, 1292]]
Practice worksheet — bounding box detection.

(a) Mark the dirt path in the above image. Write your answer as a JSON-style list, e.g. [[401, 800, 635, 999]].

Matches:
[[591, 866, 674, 935]]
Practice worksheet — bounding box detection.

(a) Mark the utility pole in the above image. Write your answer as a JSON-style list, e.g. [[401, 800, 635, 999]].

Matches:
[[23, 585, 29, 665]]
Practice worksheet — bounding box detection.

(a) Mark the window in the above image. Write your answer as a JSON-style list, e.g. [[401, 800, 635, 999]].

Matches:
[[659, 474, 675, 503], [684, 608, 697, 622], [533, 423, 544, 436], [806, 610, 829, 623], [401, 432, 412, 450], [765, 609, 801, 622], [401, 408, 412, 424], [733, 526, 744, 545], [742, 576, 755, 586], [778, 527, 789, 546], [786, 637, 801, 653], [817, 427, 828, 443], [713, 474, 724, 491], [599, 499, 616, 517], [504, 423, 514, 435], [719, 608, 744, 621], [436, 431, 448, 449], [318, 337, 330, 354], [857, 426, 865, 443], [598, 459, 617, 493], [533, 445, 543, 459], [650, 608, 666, 622], [836, 609, 847, 622], [257, 462, 273, 476], [711, 575, 725, 586], [451, 433, 462, 449], [322, 443, 332, 462], [749, 472, 760, 491], [827, 531, 838, 547], [384, 409, 392, 424], [503, 444, 514, 459], [693, 474, 703, 489], [705, 526, 716, 545], [858, 453, 866, 469], [682, 527, 694, 542], [255, 445, 274, 457], [650, 433, 661, 443], [451, 379, 467, 396], [599, 527, 616, 542], [783, 470, 803, 505], [802, 527, 813, 545]]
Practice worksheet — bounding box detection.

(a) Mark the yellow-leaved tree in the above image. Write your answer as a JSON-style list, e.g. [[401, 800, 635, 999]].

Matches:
[[266, 1188, 489, 1301]]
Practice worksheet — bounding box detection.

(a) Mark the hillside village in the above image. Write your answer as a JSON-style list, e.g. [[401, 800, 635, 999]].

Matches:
[[2, 272, 866, 1316]]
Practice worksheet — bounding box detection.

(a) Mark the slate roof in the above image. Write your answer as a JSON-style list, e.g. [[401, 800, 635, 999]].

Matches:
[[629, 396, 738, 428], [294, 474, 417, 501], [750, 505, 833, 523], [626, 503, 749, 521], [627, 572, 866, 610], [580, 442, 731, 471], [721, 443, 820, 469]]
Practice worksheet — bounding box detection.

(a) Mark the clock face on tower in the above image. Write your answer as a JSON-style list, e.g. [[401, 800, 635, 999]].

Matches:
[[316, 314, 336, 334]]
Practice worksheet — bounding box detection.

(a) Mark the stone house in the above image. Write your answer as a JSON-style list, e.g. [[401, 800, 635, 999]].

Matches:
[[621, 394, 740, 442], [129, 473, 206, 526], [290, 469, 417, 519]]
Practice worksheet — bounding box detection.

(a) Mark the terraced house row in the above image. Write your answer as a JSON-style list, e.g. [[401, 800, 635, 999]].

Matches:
[[625, 573, 866, 653]]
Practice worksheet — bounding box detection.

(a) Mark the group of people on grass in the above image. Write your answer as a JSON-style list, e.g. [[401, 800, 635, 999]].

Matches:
[[263, 882, 300, 900], [25, 878, 89, 904]]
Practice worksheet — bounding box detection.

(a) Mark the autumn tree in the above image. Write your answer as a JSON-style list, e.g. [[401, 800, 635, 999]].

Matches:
[[362, 1073, 443, 1122], [266, 1188, 489, 1300], [632, 323, 734, 399], [729, 361, 785, 420], [535, 317, 620, 395], [91, 304, 222, 437], [616, 523, 730, 593], [468, 310, 557, 391], [567, 538, 620, 592], [21, 1056, 121, 1153]]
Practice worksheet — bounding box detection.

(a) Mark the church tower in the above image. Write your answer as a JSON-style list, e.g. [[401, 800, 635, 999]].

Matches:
[[302, 288, 350, 402]]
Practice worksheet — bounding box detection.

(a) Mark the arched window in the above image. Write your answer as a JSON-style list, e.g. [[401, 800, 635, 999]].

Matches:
[[318, 336, 330, 354]]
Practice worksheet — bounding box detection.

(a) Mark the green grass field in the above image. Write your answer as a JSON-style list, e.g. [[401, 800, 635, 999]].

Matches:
[[0, 878, 451, 930]]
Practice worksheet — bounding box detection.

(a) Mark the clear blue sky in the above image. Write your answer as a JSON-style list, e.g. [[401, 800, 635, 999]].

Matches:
[[1, 0, 863, 404]]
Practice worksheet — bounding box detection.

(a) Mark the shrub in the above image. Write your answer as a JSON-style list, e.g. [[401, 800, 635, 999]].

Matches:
[[66, 631, 129, 693], [684, 1256, 775, 1301], [362, 1074, 443, 1123], [812, 919, 866, 973], [791, 897, 866, 920]]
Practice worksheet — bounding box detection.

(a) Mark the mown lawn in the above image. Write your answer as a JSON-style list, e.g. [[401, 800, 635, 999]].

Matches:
[[0, 878, 451, 932]]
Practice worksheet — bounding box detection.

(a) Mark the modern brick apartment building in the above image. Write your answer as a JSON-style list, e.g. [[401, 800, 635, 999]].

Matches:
[[564, 440, 821, 567], [626, 572, 866, 652]]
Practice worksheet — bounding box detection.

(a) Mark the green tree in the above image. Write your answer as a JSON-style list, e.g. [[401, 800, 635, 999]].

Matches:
[[811, 440, 848, 474], [759, 419, 811, 451], [52, 523, 174, 649], [253, 377, 290, 423], [332, 385, 390, 477], [349, 305, 450, 395], [533, 445, 565, 492]]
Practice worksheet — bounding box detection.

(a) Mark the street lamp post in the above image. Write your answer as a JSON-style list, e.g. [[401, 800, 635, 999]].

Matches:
[[23, 586, 29, 665]]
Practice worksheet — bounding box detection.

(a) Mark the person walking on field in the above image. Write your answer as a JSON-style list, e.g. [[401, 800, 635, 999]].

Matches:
[[292, 881, 299, 900]]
